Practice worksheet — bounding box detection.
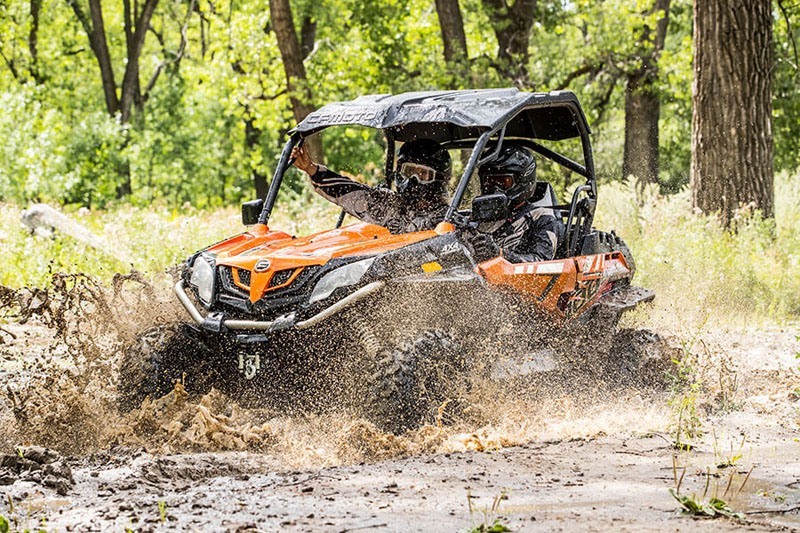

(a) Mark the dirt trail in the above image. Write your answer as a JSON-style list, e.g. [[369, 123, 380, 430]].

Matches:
[[0, 277, 798, 531]]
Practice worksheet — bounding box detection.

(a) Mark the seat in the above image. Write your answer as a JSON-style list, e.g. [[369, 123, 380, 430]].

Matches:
[[529, 181, 560, 218]]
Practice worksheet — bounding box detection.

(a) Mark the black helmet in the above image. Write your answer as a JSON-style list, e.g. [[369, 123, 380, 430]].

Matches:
[[394, 139, 451, 198], [479, 145, 537, 205]]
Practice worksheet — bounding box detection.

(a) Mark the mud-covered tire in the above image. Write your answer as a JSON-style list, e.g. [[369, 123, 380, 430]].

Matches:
[[611, 233, 635, 281], [367, 331, 467, 434], [605, 329, 677, 388], [118, 323, 216, 412]]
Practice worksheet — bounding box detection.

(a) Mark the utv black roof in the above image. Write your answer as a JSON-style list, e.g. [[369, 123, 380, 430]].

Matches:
[[294, 88, 591, 143]]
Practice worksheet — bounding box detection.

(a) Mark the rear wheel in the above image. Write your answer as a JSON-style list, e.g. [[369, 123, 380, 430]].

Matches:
[[611, 233, 635, 281], [118, 323, 217, 412], [367, 330, 468, 434], [557, 234, 636, 366]]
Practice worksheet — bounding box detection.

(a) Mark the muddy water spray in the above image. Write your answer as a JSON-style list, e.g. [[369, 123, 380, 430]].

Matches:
[[1, 272, 674, 467]]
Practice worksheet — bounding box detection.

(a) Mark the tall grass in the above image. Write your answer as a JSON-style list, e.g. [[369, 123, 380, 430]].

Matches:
[[596, 171, 800, 326], [1, 173, 798, 325], [0, 187, 339, 288]]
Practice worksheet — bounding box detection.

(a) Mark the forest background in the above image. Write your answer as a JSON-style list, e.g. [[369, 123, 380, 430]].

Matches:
[[1, 0, 797, 208]]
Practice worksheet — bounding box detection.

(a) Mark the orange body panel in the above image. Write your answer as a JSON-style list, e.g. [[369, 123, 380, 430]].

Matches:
[[203, 218, 630, 317], [206, 222, 453, 303], [478, 251, 632, 321]]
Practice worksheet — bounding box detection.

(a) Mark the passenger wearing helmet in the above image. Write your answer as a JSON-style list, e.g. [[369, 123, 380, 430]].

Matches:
[[470, 145, 564, 263], [291, 139, 450, 233]]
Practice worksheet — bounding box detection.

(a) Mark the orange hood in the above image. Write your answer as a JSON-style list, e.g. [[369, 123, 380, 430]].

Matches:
[[204, 222, 447, 303]]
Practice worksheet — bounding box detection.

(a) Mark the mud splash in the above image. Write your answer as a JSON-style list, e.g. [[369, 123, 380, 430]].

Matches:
[[1, 271, 183, 454], [3, 273, 799, 532], [0, 271, 678, 469]]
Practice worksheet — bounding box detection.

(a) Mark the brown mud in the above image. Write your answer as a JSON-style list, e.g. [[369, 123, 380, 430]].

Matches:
[[0, 274, 798, 531]]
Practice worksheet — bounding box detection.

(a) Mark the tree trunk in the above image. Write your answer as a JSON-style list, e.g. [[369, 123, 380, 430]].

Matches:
[[67, 0, 159, 123], [29, 0, 42, 83], [245, 115, 268, 199], [120, 0, 159, 124], [691, 0, 774, 224], [622, 0, 670, 191], [67, 0, 163, 198], [482, 0, 537, 86], [67, 0, 120, 116], [623, 76, 660, 187], [435, 0, 468, 68], [269, 0, 323, 163]]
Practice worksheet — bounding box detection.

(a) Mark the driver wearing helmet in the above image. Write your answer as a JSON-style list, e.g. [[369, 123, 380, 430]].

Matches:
[[470, 145, 564, 263], [291, 139, 450, 234]]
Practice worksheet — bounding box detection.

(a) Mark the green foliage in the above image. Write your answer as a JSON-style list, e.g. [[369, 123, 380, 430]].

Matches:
[[468, 520, 512, 533], [0, 514, 8, 533], [1, 0, 797, 209], [669, 489, 745, 520], [667, 324, 705, 449], [712, 431, 746, 469], [158, 500, 167, 523], [656, 0, 693, 192], [467, 489, 511, 533], [774, 2, 800, 172]]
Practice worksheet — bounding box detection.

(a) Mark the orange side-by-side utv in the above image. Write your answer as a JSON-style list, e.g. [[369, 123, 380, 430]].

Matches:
[[119, 88, 654, 432]]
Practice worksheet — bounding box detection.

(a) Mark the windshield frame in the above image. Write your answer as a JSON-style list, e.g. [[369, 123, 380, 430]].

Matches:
[[257, 105, 596, 227]]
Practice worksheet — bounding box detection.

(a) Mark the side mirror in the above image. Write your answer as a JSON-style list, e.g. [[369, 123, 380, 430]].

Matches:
[[471, 193, 509, 222], [242, 199, 264, 226]]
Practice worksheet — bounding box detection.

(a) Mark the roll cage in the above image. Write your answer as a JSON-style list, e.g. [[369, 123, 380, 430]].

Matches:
[[257, 88, 599, 258]]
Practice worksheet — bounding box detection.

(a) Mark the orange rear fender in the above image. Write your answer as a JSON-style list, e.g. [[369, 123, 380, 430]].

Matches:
[[478, 257, 578, 318], [478, 250, 632, 319]]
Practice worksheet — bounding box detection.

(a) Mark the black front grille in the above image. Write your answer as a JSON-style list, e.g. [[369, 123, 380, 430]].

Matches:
[[218, 266, 248, 298], [269, 268, 295, 288], [238, 268, 252, 286], [219, 265, 235, 286], [212, 263, 327, 320]]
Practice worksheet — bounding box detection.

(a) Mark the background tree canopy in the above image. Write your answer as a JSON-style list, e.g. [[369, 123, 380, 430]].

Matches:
[[0, 0, 797, 210]]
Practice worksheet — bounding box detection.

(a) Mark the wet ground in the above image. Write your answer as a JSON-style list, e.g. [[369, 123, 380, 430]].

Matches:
[[0, 281, 798, 532]]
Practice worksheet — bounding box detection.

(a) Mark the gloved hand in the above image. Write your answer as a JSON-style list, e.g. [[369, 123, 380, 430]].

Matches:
[[290, 145, 318, 175], [466, 232, 500, 263]]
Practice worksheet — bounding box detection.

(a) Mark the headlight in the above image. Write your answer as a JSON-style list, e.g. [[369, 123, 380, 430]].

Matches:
[[190, 254, 215, 307], [309, 257, 375, 304]]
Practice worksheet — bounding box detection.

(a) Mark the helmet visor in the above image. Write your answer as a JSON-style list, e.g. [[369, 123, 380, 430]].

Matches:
[[399, 162, 439, 184], [483, 174, 515, 192]]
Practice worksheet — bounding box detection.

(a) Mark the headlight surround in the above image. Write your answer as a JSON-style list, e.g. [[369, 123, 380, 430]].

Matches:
[[309, 257, 375, 304], [190, 254, 215, 307]]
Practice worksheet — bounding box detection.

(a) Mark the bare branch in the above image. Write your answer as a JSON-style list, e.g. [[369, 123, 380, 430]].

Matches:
[[143, 0, 195, 100], [594, 72, 623, 124], [556, 63, 598, 90], [299, 13, 316, 60], [64, 0, 93, 38], [0, 49, 20, 80]]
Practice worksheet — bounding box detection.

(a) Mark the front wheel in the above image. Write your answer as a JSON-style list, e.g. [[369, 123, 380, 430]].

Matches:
[[117, 323, 217, 412], [367, 330, 468, 434]]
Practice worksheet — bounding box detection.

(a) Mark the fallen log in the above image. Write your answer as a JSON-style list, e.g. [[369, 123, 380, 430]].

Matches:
[[21, 203, 133, 264]]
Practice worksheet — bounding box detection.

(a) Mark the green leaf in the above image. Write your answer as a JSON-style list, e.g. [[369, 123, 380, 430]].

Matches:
[[487, 520, 512, 532]]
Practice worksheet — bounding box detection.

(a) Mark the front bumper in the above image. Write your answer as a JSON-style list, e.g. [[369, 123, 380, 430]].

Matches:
[[174, 279, 385, 333]]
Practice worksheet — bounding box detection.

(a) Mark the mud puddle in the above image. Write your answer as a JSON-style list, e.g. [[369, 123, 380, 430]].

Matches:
[[1, 273, 799, 531]]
